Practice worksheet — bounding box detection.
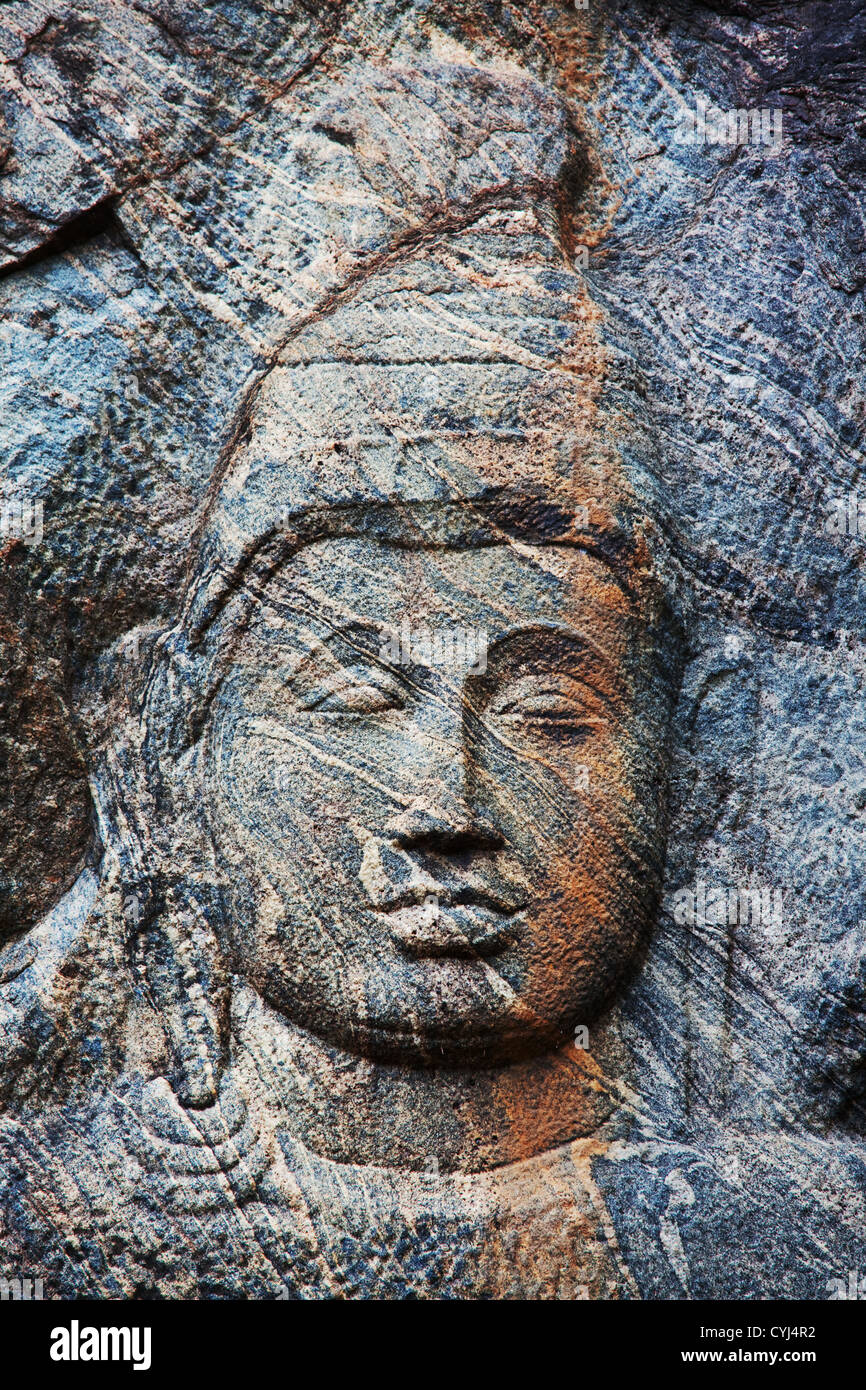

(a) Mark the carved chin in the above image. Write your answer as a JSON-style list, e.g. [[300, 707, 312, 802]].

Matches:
[[231, 896, 646, 1068]]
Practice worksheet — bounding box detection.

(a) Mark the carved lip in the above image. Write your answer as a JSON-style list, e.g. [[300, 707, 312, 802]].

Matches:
[[382, 890, 525, 959], [380, 884, 525, 914]]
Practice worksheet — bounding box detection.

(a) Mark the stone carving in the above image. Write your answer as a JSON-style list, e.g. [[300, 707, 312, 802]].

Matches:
[[1, 1, 864, 1299]]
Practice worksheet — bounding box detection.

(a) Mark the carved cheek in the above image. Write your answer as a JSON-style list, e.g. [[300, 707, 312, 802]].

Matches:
[[472, 704, 644, 1000]]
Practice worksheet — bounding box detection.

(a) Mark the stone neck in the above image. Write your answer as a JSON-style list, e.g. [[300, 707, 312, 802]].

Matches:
[[230, 983, 623, 1172]]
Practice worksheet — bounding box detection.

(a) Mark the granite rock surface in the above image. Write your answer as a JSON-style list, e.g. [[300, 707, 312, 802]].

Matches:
[[1, 0, 865, 1299]]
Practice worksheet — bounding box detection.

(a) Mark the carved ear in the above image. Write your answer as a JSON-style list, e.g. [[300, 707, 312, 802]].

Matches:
[[131, 883, 230, 1109]]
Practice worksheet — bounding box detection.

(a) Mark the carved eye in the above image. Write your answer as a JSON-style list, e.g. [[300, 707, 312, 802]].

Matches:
[[300, 667, 404, 715], [487, 675, 602, 734]]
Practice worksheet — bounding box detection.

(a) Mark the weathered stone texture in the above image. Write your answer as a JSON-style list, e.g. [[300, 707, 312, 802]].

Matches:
[[0, 1, 865, 1299]]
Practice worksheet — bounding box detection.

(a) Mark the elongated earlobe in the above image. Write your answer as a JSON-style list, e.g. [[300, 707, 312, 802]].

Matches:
[[132, 886, 229, 1109]]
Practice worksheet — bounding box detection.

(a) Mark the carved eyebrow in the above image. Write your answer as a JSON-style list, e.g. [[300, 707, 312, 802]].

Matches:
[[280, 620, 397, 680], [479, 622, 620, 676], [311, 619, 389, 647], [269, 618, 621, 685]]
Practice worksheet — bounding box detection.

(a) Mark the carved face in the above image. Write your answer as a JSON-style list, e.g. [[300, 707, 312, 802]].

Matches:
[[206, 533, 672, 1064]]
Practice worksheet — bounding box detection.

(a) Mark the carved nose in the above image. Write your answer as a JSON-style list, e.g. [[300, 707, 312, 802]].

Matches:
[[386, 791, 503, 854]]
